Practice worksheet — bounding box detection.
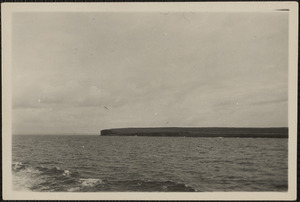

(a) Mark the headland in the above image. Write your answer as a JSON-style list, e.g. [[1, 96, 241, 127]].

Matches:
[[100, 127, 288, 138]]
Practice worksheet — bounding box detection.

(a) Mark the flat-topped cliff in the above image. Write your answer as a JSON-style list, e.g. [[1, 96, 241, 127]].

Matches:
[[100, 127, 288, 138]]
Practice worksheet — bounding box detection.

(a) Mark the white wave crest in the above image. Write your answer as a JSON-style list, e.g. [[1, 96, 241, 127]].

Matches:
[[78, 178, 104, 187], [62, 169, 71, 177], [12, 165, 43, 191]]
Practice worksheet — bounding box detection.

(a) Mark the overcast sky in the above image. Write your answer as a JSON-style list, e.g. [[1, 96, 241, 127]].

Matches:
[[12, 12, 288, 134]]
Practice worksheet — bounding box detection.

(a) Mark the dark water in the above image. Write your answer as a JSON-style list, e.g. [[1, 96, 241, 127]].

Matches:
[[12, 135, 288, 192]]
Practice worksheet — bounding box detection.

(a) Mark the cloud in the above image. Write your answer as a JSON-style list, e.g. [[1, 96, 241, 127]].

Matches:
[[13, 79, 112, 109], [251, 98, 288, 106]]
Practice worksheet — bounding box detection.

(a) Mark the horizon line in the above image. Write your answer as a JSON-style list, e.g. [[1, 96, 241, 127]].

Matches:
[[13, 126, 289, 136]]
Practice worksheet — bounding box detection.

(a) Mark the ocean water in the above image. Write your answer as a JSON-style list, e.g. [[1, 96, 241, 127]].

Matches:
[[12, 135, 288, 192]]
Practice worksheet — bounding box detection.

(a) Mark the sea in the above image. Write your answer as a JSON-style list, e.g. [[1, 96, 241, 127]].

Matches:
[[12, 135, 288, 192]]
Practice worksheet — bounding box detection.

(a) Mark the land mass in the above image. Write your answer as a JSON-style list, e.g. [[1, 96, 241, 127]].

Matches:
[[100, 127, 288, 138]]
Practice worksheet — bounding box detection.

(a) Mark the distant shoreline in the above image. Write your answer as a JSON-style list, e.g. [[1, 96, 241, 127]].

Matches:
[[100, 127, 288, 138]]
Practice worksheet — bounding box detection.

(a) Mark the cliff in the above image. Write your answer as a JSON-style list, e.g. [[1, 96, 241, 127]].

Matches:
[[100, 127, 288, 138]]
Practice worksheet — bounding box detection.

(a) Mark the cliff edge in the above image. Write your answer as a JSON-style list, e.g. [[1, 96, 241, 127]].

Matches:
[[100, 127, 288, 138]]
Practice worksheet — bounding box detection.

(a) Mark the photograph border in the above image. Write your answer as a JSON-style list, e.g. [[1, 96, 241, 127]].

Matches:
[[2, 2, 298, 200]]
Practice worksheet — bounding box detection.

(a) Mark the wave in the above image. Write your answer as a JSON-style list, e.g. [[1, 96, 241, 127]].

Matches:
[[111, 179, 196, 192], [12, 162, 196, 192], [13, 162, 82, 192]]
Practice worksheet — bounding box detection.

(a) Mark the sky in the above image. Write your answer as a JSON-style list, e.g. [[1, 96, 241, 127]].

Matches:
[[12, 12, 289, 134]]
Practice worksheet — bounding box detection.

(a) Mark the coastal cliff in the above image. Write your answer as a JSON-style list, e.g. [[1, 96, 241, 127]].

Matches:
[[100, 127, 288, 138]]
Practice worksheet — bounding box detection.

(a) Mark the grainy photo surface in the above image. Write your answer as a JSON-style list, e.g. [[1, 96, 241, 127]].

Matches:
[[2, 2, 298, 200]]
